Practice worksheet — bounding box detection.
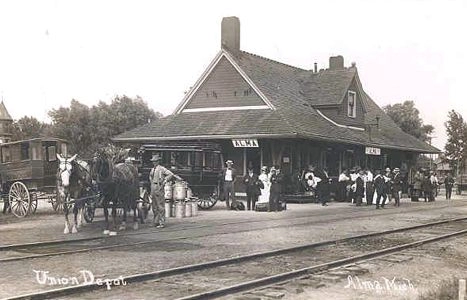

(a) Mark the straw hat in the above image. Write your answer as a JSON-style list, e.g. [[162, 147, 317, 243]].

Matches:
[[150, 154, 161, 162]]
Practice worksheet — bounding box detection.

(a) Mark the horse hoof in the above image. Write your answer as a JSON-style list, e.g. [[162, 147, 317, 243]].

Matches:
[[64, 228, 71, 234], [133, 223, 139, 230], [109, 231, 117, 236], [103, 230, 110, 235], [72, 226, 78, 234]]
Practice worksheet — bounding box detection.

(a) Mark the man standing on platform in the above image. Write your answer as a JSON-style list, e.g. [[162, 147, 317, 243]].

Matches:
[[392, 167, 402, 207], [221, 160, 237, 209], [383, 167, 393, 202], [355, 169, 365, 206], [149, 154, 183, 228], [374, 170, 386, 209], [365, 168, 374, 205], [269, 166, 283, 212], [243, 167, 261, 210], [444, 172, 455, 200], [338, 169, 350, 202]]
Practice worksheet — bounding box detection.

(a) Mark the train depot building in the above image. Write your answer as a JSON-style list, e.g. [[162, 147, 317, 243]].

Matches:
[[114, 17, 438, 196]]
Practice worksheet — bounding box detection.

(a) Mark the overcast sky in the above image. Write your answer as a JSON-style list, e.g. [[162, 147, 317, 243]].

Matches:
[[0, 0, 465, 150]]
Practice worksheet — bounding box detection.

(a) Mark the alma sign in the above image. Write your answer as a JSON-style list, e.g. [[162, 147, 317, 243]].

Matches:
[[365, 147, 381, 155], [232, 139, 259, 148]]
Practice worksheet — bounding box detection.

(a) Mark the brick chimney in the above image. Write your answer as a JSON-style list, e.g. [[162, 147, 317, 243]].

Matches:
[[329, 55, 344, 70], [221, 16, 240, 53]]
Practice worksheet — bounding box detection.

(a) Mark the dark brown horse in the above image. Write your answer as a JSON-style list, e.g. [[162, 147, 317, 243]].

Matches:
[[92, 151, 142, 235]]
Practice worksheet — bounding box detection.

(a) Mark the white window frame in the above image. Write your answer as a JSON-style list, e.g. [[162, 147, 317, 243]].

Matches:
[[347, 91, 357, 118]]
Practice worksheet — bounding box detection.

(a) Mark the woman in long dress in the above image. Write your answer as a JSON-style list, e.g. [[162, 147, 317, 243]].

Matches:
[[257, 166, 270, 203]]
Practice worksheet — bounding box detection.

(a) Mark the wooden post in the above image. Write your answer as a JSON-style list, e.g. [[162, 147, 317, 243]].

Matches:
[[243, 148, 247, 176], [260, 143, 263, 168], [460, 279, 466, 300]]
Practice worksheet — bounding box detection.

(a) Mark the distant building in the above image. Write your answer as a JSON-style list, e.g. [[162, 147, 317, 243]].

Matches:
[[0, 101, 13, 144]]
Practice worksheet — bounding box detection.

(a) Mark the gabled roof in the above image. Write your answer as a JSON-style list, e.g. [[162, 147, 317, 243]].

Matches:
[[114, 50, 439, 153], [0, 101, 13, 121], [300, 67, 356, 106], [174, 50, 275, 114]]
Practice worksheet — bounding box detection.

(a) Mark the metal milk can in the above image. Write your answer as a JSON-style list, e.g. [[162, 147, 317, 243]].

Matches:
[[164, 183, 173, 200], [173, 181, 187, 201]]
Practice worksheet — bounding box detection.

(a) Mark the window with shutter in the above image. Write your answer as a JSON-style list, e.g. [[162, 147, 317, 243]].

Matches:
[[347, 91, 357, 118]]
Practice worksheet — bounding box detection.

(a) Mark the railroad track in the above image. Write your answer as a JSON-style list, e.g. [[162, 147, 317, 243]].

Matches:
[[5, 217, 467, 300], [0, 201, 464, 263]]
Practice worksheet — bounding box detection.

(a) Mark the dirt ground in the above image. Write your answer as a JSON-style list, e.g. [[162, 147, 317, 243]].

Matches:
[[2, 194, 467, 299]]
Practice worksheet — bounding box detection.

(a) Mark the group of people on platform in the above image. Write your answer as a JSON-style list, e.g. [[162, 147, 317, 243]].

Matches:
[[336, 167, 403, 208], [220, 160, 284, 212], [336, 167, 455, 208], [411, 169, 455, 201], [219, 158, 457, 213]]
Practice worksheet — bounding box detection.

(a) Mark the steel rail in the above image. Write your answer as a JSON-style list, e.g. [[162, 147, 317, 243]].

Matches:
[[0, 200, 462, 253], [0, 205, 466, 263], [4, 217, 467, 300], [178, 228, 467, 300]]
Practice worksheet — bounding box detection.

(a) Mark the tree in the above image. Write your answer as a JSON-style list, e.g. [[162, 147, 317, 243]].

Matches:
[[10, 116, 50, 141], [48, 99, 94, 157], [48, 96, 160, 157], [383, 100, 434, 142], [444, 110, 467, 174]]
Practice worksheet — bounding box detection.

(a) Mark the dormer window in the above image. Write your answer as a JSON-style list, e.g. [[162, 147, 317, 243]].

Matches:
[[347, 91, 356, 118]]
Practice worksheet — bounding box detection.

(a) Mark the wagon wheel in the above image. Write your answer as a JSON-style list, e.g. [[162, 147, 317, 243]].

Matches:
[[9, 182, 31, 218], [83, 192, 99, 223], [197, 188, 218, 210], [51, 191, 64, 212], [29, 192, 38, 215], [84, 200, 95, 223], [139, 192, 151, 219]]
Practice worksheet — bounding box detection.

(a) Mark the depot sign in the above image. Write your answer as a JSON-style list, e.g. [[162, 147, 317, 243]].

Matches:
[[365, 147, 381, 156], [232, 139, 259, 148]]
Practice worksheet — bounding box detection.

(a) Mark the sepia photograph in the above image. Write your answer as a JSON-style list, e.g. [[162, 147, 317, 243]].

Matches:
[[1, 0, 467, 299]]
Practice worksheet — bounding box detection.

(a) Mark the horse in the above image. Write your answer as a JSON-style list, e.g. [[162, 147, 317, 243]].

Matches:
[[92, 151, 143, 235], [56, 154, 92, 234]]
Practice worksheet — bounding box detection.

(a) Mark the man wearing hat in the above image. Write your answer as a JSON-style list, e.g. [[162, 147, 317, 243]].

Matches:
[[383, 167, 393, 203], [373, 170, 386, 209], [220, 160, 237, 209], [354, 169, 365, 206], [243, 166, 262, 210], [392, 167, 402, 207], [149, 154, 182, 228]]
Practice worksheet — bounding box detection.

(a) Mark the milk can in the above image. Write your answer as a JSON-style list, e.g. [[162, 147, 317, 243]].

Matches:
[[191, 200, 198, 216], [164, 201, 171, 218], [173, 181, 187, 201], [186, 187, 193, 199], [175, 201, 185, 218], [164, 183, 173, 200], [185, 201, 192, 217]]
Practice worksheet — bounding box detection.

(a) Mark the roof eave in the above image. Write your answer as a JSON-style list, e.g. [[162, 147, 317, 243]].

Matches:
[[113, 133, 299, 143]]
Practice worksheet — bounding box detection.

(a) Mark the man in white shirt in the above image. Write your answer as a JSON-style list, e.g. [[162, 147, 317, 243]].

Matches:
[[365, 168, 374, 205], [149, 154, 182, 228], [338, 169, 350, 202], [221, 160, 237, 209]]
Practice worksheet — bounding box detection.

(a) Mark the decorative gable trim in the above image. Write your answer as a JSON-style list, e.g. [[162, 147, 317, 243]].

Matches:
[[343, 72, 367, 114], [174, 50, 275, 114], [182, 105, 270, 113], [316, 109, 365, 131]]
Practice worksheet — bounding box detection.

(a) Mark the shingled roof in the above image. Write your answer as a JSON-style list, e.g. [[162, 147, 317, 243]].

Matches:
[[0, 101, 13, 121], [114, 49, 439, 153]]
